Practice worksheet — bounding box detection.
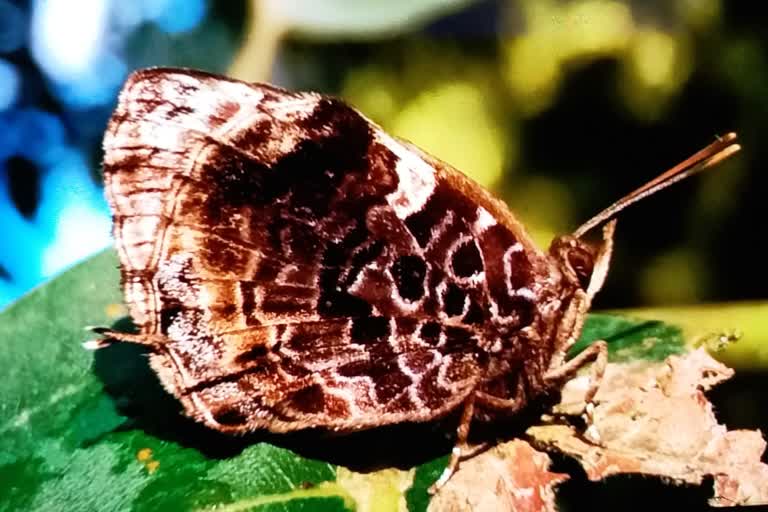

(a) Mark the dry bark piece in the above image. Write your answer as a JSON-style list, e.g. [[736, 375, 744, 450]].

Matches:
[[428, 440, 568, 512], [528, 348, 768, 507]]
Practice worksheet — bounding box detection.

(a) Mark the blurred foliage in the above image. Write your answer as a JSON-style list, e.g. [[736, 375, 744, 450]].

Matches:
[[242, 0, 766, 316], [263, 0, 477, 37]]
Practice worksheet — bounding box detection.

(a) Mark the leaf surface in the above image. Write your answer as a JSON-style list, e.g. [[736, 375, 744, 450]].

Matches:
[[528, 348, 768, 507]]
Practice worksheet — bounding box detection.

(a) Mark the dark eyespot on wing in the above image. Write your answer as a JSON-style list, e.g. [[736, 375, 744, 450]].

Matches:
[[444, 326, 479, 352], [374, 366, 412, 403], [404, 181, 479, 248], [391, 255, 427, 301], [351, 316, 390, 344], [337, 359, 371, 378], [452, 240, 483, 277], [286, 384, 326, 414], [213, 406, 249, 426], [284, 383, 350, 417], [319, 220, 374, 317], [420, 322, 441, 345], [239, 281, 260, 326], [443, 283, 466, 317], [346, 240, 384, 287], [507, 247, 534, 291], [160, 304, 183, 333], [234, 344, 269, 364], [462, 299, 485, 325]]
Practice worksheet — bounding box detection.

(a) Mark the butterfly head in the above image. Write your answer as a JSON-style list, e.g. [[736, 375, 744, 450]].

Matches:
[[548, 132, 740, 301], [548, 220, 615, 301], [543, 221, 615, 367]]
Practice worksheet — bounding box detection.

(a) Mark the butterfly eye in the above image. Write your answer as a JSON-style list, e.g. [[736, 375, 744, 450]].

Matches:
[[548, 236, 595, 289], [566, 243, 596, 290]]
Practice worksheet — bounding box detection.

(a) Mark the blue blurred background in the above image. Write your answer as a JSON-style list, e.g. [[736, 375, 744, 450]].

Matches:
[[0, 0, 243, 306], [0, 0, 765, 318]]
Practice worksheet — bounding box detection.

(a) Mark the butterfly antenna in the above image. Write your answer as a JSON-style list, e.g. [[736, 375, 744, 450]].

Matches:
[[572, 132, 741, 239]]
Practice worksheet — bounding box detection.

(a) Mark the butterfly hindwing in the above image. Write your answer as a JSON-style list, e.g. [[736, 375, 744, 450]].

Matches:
[[175, 318, 481, 431], [104, 68, 547, 432]]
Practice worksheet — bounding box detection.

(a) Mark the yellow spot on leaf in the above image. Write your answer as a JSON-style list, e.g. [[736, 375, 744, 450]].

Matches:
[[146, 460, 160, 474], [557, 0, 632, 56], [105, 303, 127, 318], [503, 35, 562, 116], [610, 302, 768, 370], [675, 0, 720, 30], [619, 29, 691, 120], [136, 447, 160, 474], [136, 448, 153, 462], [503, 0, 633, 115]]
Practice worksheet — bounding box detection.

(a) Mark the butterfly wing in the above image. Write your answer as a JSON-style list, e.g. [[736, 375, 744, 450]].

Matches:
[[103, 68, 550, 432]]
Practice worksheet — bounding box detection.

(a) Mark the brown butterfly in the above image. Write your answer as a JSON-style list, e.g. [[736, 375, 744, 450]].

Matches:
[[90, 67, 739, 491]]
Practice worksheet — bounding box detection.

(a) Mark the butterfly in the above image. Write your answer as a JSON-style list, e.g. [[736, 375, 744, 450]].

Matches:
[[91, 67, 739, 491]]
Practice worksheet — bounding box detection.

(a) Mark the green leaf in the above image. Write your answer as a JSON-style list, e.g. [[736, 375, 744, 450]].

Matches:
[[607, 302, 768, 369], [572, 313, 686, 362], [0, 249, 695, 512]]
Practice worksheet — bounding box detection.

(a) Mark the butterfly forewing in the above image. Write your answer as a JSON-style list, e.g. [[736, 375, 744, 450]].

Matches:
[[103, 68, 554, 432]]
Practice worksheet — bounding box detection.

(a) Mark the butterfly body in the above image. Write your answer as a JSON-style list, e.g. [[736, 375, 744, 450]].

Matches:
[[101, 68, 610, 435]]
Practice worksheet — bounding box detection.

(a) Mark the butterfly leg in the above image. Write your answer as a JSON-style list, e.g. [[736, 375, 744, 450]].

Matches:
[[428, 392, 477, 494], [428, 384, 528, 495], [544, 340, 607, 402], [474, 368, 526, 411], [543, 340, 608, 442], [83, 327, 166, 350], [457, 390, 526, 458]]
